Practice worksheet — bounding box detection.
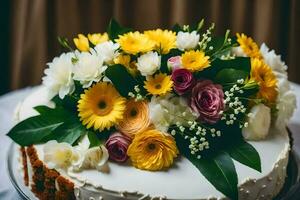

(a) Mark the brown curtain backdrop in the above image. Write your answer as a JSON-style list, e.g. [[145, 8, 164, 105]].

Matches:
[[8, 0, 300, 91]]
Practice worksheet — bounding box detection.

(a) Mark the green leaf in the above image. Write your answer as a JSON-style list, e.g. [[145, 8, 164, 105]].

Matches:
[[88, 131, 101, 148], [189, 152, 238, 200], [172, 23, 183, 33], [7, 116, 64, 146], [105, 64, 138, 97], [226, 141, 261, 172], [51, 123, 86, 145], [197, 57, 251, 80], [214, 68, 249, 85], [107, 18, 132, 40]]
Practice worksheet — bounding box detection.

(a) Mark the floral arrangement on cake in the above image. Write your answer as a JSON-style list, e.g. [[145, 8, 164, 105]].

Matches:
[[8, 19, 296, 199]]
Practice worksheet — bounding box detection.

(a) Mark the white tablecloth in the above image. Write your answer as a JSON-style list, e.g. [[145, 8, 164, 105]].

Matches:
[[0, 84, 300, 199]]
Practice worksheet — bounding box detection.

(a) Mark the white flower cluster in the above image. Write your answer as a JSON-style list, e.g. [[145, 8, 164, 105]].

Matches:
[[148, 95, 198, 133], [43, 136, 109, 172], [43, 41, 120, 99], [221, 80, 247, 127], [260, 43, 296, 130]]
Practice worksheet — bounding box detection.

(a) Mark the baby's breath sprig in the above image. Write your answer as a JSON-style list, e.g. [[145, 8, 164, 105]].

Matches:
[[127, 85, 145, 101], [169, 113, 222, 160], [221, 79, 250, 128], [198, 23, 215, 50]]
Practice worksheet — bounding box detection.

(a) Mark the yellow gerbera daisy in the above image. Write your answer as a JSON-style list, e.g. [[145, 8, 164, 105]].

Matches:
[[181, 50, 210, 72], [144, 29, 176, 54], [73, 34, 89, 52], [87, 33, 109, 45], [250, 58, 278, 103], [144, 73, 173, 96], [116, 32, 155, 55], [127, 129, 178, 171], [236, 33, 262, 59], [78, 82, 126, 131]]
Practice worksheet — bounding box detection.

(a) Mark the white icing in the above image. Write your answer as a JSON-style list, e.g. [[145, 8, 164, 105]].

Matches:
[[18, 87, 290, 200]]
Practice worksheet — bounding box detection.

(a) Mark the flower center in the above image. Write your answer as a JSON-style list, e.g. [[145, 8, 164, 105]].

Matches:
[[155, 84, 162, 89], [147, 143, 156, 151], [130, 108, 138, 117], [98, 100, 107, 109]]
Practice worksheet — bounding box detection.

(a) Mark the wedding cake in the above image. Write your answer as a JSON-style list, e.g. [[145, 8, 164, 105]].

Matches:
[[8, 19, 296, 200]]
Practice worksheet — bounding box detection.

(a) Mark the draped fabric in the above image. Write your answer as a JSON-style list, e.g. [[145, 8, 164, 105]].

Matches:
[[7, 0, 300, 91]]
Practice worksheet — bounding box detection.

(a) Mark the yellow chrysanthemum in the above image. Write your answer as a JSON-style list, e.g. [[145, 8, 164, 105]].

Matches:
[[114, 54, 138, 75], [144, 73, 173, 96], [73, 34, 89, 52], [117, 100, 151, 138], [250, 58, 278, 103], [181, 50, 210, 72], [87, 33, 109, 45], [127, 129, 178, 171], [116, 31, 155, 55], [144, 29, 176, 54], [78, 82, 126, 131], [236, 33, 262, 59]]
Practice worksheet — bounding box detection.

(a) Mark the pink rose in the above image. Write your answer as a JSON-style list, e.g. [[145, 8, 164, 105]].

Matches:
[[171, 68, 195, 95], [167, 56, 181, 71], [105, 132, 132, 163], [190, 80, 224, 124]]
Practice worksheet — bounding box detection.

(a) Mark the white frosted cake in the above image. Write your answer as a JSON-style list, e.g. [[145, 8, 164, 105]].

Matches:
[[15, 86, 290, 200], [8, 19, 296, 200]]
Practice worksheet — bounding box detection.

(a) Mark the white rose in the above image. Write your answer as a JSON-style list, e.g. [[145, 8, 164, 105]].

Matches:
[[43, 140, 80, 169], [42, 52, 75, 99], [260, 43, 296, 130], [242, 104, 271, 140], [136, 51, 161, 76], [72, 145, 109, 172], [73, 51, 107, 88], [94, 41, 120, 64], [149, 95, 198, 132], [176, 31, 200, 50]]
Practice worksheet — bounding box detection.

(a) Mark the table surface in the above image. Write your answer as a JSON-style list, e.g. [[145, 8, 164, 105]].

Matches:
[[0, 84, 300, 200]]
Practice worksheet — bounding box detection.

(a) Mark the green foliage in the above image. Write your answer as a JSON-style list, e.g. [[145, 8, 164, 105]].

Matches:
[[105, 64, 139, 97], [7, 105, 85, 146], [88, 131, 101, 148], [226, 141, 261, 172], [107, 18, 132, 40]]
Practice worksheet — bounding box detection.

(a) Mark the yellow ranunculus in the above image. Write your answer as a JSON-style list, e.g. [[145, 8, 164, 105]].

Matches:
[[127, 129, 178, 171], [117, 100, 151, 138], [73, 34, 90, 52]]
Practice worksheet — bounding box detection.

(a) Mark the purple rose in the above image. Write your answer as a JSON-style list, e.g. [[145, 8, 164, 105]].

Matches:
[[105, 132, 132, 163], [190, 80, 224, 124], [171, 68, 195, 95], [167, 56, 181, 71]]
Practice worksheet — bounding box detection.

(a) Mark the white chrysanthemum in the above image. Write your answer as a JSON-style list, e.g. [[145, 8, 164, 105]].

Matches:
[[71, 135, 109, 172], [94, 41, 120, 64], [148, 95, 198, 132], [176, 31, 200, 50], [260, 43, 296, 130], [242, 104, 271, 141], [136, 51, 161, 76], [42, 52, 75, 99], [43, 140, 80, 169], [73, 51, 107, 88]]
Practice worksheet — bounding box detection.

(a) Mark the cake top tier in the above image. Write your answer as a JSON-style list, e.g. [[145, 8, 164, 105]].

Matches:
[[7, 19, 296, 199]]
